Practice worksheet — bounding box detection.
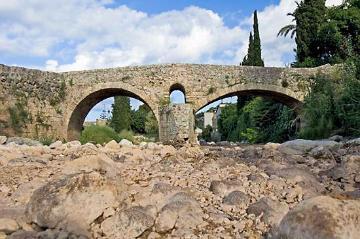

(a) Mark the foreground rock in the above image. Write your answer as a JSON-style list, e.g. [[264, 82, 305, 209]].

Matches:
[[25, 172, 122, 236], [272, 196, 360, 239]]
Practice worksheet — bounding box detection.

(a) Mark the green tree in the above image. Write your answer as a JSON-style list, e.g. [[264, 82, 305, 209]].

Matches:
[[110, 96, 131, 133], [131, 104, 151, 134], [145, 111, 159, 137], [242, 10, 264, 66]]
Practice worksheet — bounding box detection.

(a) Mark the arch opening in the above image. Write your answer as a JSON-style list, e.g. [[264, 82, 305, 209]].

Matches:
[[195, 90, 302, 144], [67, 88, 159, 143], [169, 83, 186, 104]]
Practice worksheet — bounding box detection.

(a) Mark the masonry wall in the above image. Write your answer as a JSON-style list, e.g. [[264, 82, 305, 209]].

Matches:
[[159, 104, 195, 143]]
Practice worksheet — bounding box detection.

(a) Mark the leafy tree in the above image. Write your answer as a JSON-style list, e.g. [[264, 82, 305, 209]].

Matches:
[[110, 96, 131, 133], [131, 104, 151, 134], [201, 125, 213, 142]]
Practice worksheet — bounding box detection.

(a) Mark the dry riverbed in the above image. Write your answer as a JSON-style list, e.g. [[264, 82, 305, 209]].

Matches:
[[0, 136, 359, 239]]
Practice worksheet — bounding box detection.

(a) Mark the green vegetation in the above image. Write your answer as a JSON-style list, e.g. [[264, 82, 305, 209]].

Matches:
[[110, 96, 131, 133], [279, 0, 360, 138], [8, 101, 31, 133], [81, 96, 159, 144], [217, 98, 297, 143], [242, 10, 264, 67], [80, 125, 120, 144]]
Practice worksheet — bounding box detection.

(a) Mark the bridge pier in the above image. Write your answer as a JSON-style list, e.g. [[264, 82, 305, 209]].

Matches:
[[159, 104, 196, 144]]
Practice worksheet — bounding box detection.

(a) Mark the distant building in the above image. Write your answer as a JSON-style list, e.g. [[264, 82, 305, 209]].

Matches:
[[83, 119, 108, 127], [204, 112, 215, 128], [203, 103, 228, 131]]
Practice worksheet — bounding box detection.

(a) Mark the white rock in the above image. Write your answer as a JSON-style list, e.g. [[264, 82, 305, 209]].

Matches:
[[119, 139, 133, 146]]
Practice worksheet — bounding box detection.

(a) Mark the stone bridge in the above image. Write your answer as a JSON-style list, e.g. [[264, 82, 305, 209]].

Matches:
[[0, 63, 341, 143]]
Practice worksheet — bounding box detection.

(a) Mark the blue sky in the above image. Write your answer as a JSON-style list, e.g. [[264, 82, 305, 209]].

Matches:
[[0, 0, 342, 121]]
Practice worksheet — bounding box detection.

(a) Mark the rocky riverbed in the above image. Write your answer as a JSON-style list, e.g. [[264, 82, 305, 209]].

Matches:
[[0, 136, 359, 239]]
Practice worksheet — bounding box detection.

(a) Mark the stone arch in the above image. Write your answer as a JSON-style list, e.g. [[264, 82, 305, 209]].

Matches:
[[169, 83, 186, 104], [195, 83, 303, 113], [65, 83, 159, 141]]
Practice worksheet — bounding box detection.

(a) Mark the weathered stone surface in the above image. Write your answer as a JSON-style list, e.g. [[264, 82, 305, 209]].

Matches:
[[273, 196, 360, 239], [0, 218, 19, 234], [25, 172, 120, 234], [119, 139, 133, 146], [62, 154, 118, 177], [279, 139, 340, 155], [101, 206, 154, 238], [247, 197, 289, 226], [155, 192, 204, 233], [49, 140, 62, 149], [223, 191, 250, 205], [0, 63, 340, 143], [0, 136, 7, 145], [104, 140, 120, 150], [6, 137, 42, 146]]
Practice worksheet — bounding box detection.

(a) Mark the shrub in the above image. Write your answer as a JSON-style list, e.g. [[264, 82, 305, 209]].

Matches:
[[80, 125, 120, 145], [118, 129, 134, 142]]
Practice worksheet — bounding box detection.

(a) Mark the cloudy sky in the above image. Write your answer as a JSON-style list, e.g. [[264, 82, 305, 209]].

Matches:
[[0, 0, 343, 120]]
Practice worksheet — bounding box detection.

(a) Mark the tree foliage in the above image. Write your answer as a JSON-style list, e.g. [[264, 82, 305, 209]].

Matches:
[[298, 0, 360, 138], [242, 11, 264, 66], [110, 96, 131, 133]]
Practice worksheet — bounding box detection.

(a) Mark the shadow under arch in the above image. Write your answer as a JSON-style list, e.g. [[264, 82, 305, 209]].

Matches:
[[67, 88, 158, 141], [195, 89, 303, 113]]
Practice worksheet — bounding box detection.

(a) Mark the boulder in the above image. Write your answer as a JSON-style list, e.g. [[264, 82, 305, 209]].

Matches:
[[328, 135, 343, 142], [104, 140, 120, 150], [26, 172, 121, 235], [6, 137, 42, 146], [155, 192, 204, 233], [210, 180, 245, 197], [279, 139, 340, 155], [247, 197, 289, 226], [0, 218, 19, 235], [346, 138, 360, 146], [49, 140, 63, 149], [0, 136, 7, 145], [223, 191, 250, 206], [324, 155, 360, 185], [62, 154, 118, 178], [101, 206, 154, 238], [64, 140, 82, 148], [273, 196, 360, 239], [7, 231, 37, 239], [119, 139, 133, 146], [269, 167, 324, 199]]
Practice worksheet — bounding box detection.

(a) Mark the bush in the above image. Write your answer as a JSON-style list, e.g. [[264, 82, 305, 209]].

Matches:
[[118, 129, 134, 142], [80, 125, 120, 145]]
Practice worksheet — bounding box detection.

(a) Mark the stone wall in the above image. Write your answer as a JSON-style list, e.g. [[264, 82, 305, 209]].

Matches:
[[159, 104, 195, 143]]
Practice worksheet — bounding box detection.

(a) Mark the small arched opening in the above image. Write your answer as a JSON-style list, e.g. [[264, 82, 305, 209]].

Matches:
[[169, 83, 186, 104]]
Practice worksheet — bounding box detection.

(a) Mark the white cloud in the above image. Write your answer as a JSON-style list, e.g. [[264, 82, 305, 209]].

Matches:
[[0, 0, 345, 71]]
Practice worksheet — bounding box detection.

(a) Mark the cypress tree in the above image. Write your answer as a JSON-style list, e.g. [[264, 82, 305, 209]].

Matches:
[[241, 10, 264, 66], [252, 10, 264, 66], [110, 96, 131, 133]]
